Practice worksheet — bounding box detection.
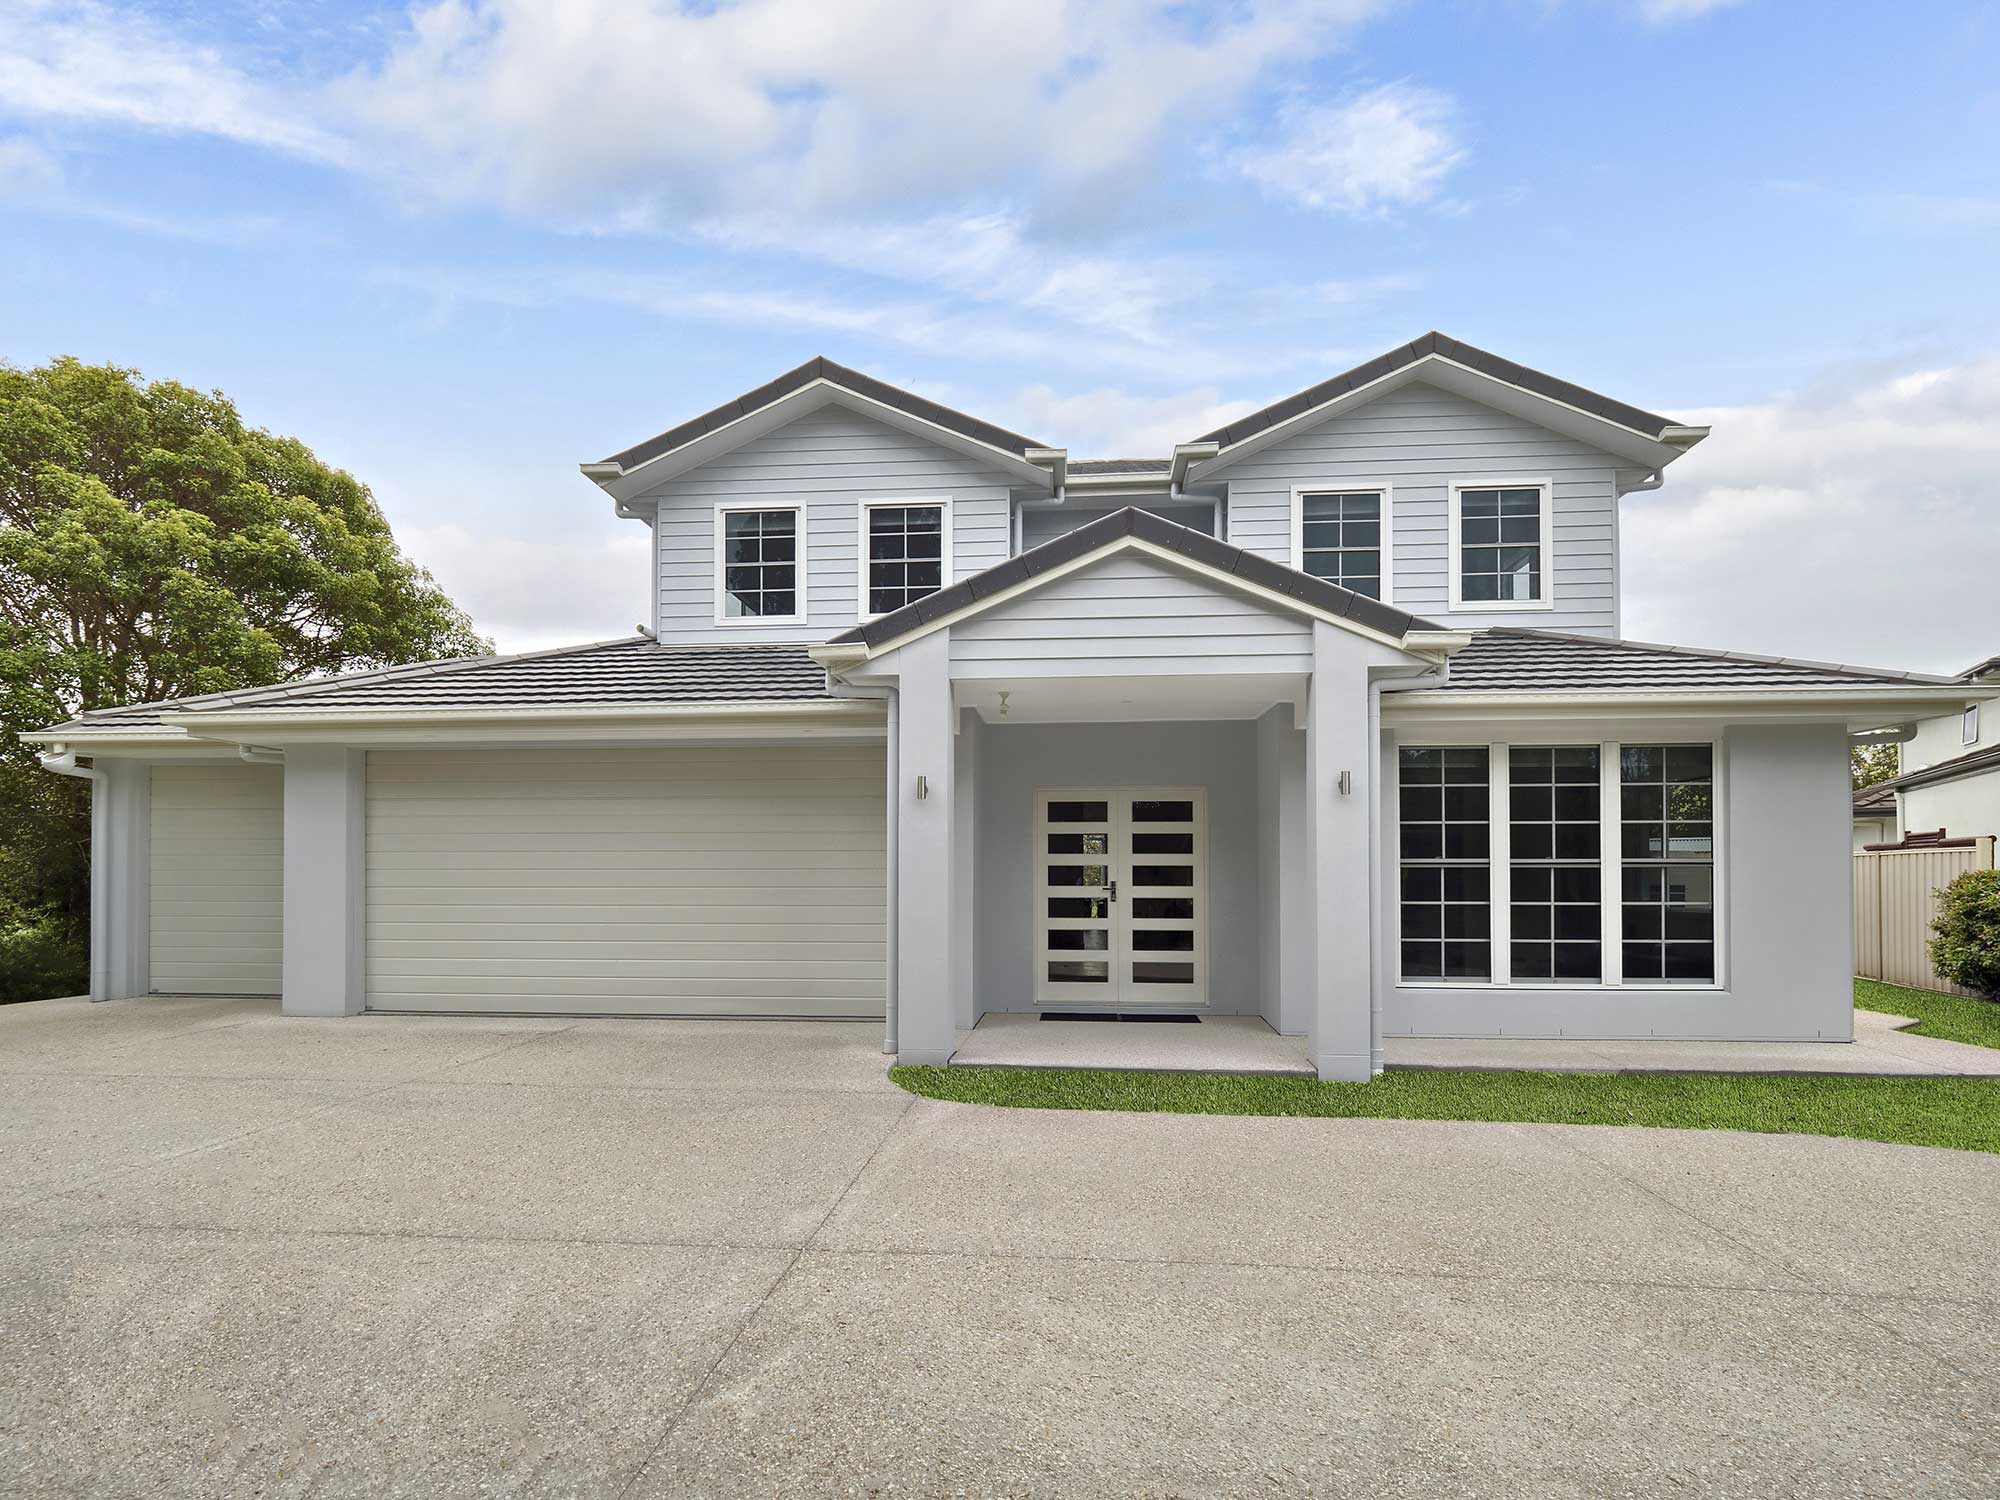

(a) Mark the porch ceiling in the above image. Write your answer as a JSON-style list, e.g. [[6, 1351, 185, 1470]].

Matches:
[[954, 672, 1307, 724]]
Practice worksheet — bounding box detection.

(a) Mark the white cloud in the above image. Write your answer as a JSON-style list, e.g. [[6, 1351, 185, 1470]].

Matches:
[[333, 0, 1384, 224], [1240, 82, 1463, 216], [0, 134, 60, 190], [1634, 0, 1745, 22], [1623, 357, 2000, 674], [1003, 384, 1261, 457], [400, 522, 653, 653], [0, 0, 346, 161]]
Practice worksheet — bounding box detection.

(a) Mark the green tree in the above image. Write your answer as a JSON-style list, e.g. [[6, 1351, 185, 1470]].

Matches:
[[0, 357, 489, 999], [1852, 742, 1899, 790]]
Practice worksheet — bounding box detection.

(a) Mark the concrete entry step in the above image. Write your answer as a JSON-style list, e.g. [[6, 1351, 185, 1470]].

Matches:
[[948, 1012, 1315, 1076]]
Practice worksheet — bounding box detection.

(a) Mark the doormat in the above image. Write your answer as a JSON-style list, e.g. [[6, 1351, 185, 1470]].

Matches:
[[1039, 1012, 1202, 1024]]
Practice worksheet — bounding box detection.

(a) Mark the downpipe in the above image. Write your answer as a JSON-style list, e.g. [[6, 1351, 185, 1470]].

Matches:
[[823, 682, 899, 1056]]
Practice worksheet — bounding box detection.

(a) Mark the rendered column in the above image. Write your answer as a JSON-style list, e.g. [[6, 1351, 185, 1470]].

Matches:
[[1306, 623, 1375, 1081], [90, 760, 151, 1001], [893, 632, 957, 1063], [281, 746, 366, 1017]]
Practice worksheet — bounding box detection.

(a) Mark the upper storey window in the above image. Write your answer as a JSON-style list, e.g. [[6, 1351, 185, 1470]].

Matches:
[[716, 504, 802, 623], [861, 499, 948, 618], [1449, 482, 1553, 611], [1293, 489, 1387, 600]]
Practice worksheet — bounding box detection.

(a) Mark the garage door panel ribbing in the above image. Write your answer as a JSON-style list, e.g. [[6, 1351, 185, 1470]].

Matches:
[[149, 765, 284, 995], [365, 747, 887, 1018]]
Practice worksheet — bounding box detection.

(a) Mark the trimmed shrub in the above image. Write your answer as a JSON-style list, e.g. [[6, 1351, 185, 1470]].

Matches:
[[1930, 868, 2000, 999]]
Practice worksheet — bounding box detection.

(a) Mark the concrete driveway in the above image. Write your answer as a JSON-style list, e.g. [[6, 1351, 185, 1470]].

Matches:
[[2, 996, 1995, 1499]]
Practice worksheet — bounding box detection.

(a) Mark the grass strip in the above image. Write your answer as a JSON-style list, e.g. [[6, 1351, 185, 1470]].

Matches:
[[1854, 977, 2000, 1050], [891, 1062, 2000, 1155]]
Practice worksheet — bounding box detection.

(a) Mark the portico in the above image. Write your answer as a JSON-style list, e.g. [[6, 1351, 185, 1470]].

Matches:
[[812, 506, 1458, 1081]]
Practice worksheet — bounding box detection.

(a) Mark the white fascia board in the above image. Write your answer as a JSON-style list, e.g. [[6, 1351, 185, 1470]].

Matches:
[[1187, 355, 1686, 483], [1383, 686, 1985, 727], [591, 381, 1051, 503], [825, 533, 1428, 668]]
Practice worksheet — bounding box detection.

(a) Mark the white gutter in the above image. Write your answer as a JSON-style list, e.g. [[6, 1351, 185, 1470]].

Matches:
[[38, 749, 100, 785], [237, 745, 284, 765]]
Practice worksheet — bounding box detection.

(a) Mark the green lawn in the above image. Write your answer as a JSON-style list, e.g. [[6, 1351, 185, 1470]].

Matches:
[[1854, 977, 2000, 1050], [891, 981, 2000, 1155]]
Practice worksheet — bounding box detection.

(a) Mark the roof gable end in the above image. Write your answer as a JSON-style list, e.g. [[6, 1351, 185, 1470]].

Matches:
[[1189, 332, 1708, 481]]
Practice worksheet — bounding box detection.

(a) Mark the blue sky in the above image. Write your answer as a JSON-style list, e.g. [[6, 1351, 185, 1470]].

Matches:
[[2, 0, 1996, 665]]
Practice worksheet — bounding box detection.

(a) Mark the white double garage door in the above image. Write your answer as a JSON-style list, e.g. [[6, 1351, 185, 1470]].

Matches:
[[149, 747, 886, 1018]]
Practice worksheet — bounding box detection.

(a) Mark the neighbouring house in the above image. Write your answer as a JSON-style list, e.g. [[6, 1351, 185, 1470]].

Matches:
[[1852, 780, 1898, 852], [1862, 655, 2000, 849], [27, 334, 1994, 1080]]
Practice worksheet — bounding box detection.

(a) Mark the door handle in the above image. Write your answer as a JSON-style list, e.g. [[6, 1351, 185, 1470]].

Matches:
[[1107, 879, 1117, 904]]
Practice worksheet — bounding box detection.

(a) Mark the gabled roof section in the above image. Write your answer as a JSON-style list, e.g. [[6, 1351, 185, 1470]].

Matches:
[[591, 357, 1046, 479], [822, 505, 1444, 654], [1422, 628, 1964, 693], [28, 638, 834, 739], [1189, 332, 1708, 481]]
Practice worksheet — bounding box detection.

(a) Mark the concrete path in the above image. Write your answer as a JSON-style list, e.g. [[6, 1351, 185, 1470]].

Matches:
[[1386, 1005, 2000, 1076], [951, 1011, 1316, 1074], [3, 995, 1996, 1498]]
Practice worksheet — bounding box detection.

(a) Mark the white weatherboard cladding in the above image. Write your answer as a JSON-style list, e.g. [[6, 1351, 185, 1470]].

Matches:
[[948, 552, 1312, 679], [1223, 380, 1622, 635], [641, 406, 1017, 644], [149, 764, 283, 994], [364, 747, 886, 1016]]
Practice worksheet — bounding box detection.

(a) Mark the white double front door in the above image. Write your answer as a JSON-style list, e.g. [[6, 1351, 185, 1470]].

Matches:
[[1034, 787, 1209, 1008]]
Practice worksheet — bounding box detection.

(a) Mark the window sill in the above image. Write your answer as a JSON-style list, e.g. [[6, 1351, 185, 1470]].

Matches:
[[1443, 597, 1557, 613]]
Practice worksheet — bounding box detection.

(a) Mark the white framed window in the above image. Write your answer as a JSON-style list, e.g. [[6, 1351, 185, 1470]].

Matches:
[[1291, 485, 1392, 602], [1447, 479, 1554, 612], [1395, 737, 1724, 990], [858, 497, 951, 619], [715, 502, 805, 625], [1965, 703, 1980, 746]]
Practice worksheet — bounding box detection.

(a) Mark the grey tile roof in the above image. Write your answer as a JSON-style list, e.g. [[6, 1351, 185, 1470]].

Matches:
[[1852, 781, 1898, 816], [37, 638, 832, 732], [1197, 332, 1684, 449], [826, 505, 1437, 650], [1426, 629, 1963, 693], [602, 357, 1046, 472], [1069, 458, 1171, 475]]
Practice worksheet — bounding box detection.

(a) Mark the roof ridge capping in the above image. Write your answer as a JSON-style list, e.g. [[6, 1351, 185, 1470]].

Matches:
[[1196, 331, 1702, 451]]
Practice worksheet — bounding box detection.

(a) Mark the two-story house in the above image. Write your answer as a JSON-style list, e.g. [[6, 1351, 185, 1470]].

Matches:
[[1855, 655, 2000, 848], [30, 334, 1990, 1079]]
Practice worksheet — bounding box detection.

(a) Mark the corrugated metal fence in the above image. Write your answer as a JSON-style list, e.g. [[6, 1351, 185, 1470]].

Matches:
[[1853, 837, 1996, 996]]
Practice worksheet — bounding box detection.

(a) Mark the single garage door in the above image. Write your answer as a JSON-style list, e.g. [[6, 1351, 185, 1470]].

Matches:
[[365, 746, 886, 1016], [149, 764, 284, 994]]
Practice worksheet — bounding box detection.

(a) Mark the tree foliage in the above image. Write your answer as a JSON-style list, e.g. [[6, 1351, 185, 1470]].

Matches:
[[1851, 742, 1899, 790], [1930, 869, 2000, 1000], [0, 357, 489, 998]]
